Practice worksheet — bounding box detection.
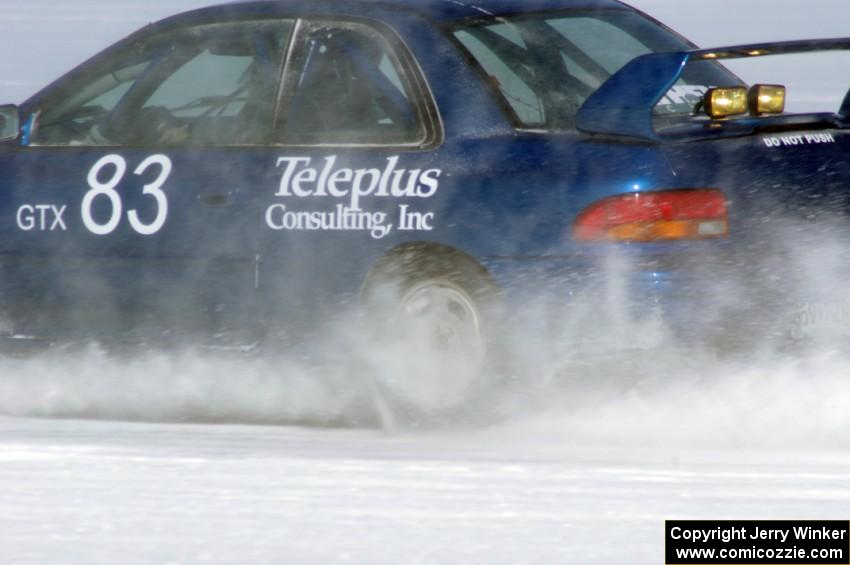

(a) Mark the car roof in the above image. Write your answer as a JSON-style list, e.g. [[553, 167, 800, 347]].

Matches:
[[210, 0, 633, 23]]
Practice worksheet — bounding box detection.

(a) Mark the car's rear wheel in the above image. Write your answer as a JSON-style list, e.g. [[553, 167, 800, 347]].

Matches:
[[361, 244, 503, 419]]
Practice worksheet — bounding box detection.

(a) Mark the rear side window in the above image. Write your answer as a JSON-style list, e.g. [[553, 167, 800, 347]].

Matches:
[[453, 10, 739, 130], [278, 19, 435, 146]]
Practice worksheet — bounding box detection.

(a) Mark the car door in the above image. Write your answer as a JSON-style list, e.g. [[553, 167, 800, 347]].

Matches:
[[0, 17, 295, 340], [252, 18, 450, 333]]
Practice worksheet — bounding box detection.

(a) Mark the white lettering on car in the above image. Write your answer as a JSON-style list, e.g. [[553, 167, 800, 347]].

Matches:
[[127, 155, 171, 236], [81, 154, 171, 236], [763, 132, 836, 148], [265, 203, 393, 240], [269, 155, 441, 239], [397, 204, 434, 231], [82, 154, 125, 235], [16, 204, 67, 231]]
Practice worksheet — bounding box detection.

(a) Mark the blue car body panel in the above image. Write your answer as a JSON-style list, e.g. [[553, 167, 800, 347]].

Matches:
[[1, 0, 849, 346]]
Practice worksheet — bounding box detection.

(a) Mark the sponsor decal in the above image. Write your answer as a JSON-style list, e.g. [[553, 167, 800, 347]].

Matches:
[[266, 155, 442, 239]]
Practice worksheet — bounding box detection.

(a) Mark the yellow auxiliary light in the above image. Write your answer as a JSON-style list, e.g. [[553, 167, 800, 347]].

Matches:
[[748, 84, 786, 115], [703, 87, 749, 118]]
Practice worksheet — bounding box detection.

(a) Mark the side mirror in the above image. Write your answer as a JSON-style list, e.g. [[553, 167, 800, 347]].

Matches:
[[0, 105, 20, 142]]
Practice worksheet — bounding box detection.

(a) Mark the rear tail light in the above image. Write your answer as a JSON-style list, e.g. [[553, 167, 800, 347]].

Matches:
[[573, 189, 728, 243]]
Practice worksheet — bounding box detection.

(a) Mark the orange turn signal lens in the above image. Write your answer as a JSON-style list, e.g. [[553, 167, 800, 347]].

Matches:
[[704, 87, 748, 118], [607, 219, 728, 242]]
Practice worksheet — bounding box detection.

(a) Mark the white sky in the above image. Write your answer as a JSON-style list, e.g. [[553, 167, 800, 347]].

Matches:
[[1, 0, 849, 108]]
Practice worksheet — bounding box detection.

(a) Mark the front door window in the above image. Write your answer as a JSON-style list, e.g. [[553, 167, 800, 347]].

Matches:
[[31, 19, 293, 147]]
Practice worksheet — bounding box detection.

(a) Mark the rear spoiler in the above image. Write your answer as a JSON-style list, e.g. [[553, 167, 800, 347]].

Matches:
[[576, 38, 850, 142]]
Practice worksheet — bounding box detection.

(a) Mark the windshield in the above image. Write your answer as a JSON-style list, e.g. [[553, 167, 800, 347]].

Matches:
[[453, 10, 741, 130]]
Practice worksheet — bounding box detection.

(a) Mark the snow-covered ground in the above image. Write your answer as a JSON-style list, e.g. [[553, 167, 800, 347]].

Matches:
[[2, 1, 850, 564], [3, 416, 850, 565]]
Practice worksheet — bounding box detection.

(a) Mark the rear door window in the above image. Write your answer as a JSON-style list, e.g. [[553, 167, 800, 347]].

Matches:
[[278, 20, 437, 146]]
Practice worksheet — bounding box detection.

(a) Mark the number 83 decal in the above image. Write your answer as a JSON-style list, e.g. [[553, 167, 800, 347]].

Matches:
[[83, 154, 172, 236]]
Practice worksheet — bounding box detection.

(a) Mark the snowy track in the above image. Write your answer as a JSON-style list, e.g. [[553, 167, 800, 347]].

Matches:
[[3, 417, 850, 564], [3, 1, 850, 563]]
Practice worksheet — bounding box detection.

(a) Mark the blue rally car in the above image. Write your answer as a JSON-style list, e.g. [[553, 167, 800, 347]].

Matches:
[[1, 0, 849, 401]]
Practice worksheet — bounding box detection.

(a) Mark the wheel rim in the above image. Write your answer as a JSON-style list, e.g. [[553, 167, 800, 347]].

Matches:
[[380, 280, 486, 411], [396, 280, 483, 357]]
